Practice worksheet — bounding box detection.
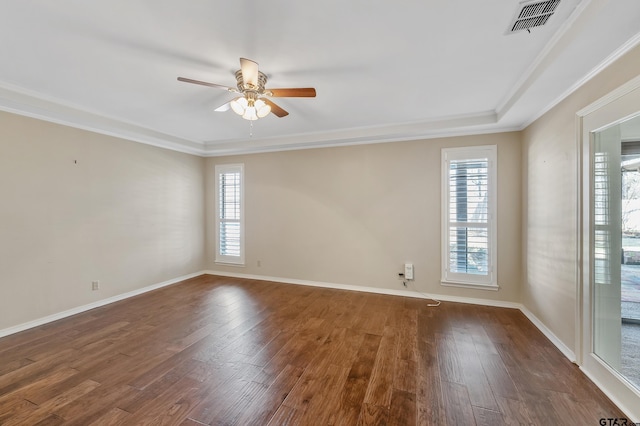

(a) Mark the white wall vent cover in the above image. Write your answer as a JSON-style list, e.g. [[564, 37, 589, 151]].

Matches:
[[506, 0, 561, 34]]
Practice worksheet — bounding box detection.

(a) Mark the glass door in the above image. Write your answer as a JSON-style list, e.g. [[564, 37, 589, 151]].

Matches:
[[580, 78, 640, 421], [592, 124, 623, 372], [591, 114, 640, 392]]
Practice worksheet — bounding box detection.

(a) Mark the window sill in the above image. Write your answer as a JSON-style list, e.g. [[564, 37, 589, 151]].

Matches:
[[214, 261, 245, 267], [440, 280, 499, 291]]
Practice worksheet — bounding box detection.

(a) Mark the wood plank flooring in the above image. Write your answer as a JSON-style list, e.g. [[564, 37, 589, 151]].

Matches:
[[0, 274, 629, 425]]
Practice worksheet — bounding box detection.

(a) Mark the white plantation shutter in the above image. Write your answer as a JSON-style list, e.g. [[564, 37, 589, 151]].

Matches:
[[593, 152, 611, 285], [215, 164, 244, 264], [442, 146, 497, 288]]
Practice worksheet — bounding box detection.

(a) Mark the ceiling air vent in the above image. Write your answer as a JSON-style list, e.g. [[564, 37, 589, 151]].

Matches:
[[507, 0, 561, 34]]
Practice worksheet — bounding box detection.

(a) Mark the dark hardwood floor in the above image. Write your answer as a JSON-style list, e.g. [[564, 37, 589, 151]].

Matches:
[[0, 275, 628, 425]]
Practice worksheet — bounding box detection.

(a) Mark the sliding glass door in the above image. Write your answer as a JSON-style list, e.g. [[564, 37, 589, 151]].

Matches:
[[592, 115, 640, 391], [580, 80, 640, 421], [592, 125, 623, 372], [590, 114, 640, 395]]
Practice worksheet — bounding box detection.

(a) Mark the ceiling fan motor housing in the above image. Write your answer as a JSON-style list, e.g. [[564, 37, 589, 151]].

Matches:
[[235, 69, 268, 95]]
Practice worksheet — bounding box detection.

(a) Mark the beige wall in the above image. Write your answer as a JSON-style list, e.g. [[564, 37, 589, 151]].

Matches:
[[206, 132, 522, 303], [522, 44, 640, 351], [0, 40, 636, 363], [0, 111, 205, 330]]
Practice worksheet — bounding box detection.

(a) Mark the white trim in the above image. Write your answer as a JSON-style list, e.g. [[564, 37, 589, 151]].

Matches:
[[0, 79, 509, 158], [441, 145, 498, 287], [576, 79, 640, 422], [575, 112, 585, 365], [0, 81, 206, 156], [214, 261, 246, 268], [206, 270, 583, 370], [204, 270, 521, 309], [519, 33, 640, 130], [577, 74, 640, 118], [202, 125, 520, 158], [214, 163, 245, 265], [204, 271, 578, 364], [0, 271, 206, 339], [519, 305, 576, 362], [496, 0, 594, 118], [205, 270, 581, 363], [0, 16, 636, 159], [0, 268, 609, 415], [580, 363, 640, 423], [576, 77, 640, 368], [0, 77, 516, 158], [440, 281, 500, 291], [0, 268, 582, 366]]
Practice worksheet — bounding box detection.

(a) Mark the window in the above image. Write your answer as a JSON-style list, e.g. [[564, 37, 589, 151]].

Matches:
[[215, 164, 244, 265], [441, 146, 497, 288]]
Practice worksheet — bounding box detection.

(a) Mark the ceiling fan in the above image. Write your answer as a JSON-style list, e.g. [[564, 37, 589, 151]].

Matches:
[[178, 58, 316, 120]]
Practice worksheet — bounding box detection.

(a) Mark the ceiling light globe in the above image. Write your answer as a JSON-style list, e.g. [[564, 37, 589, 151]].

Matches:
[[230, 97, 248, 115], [255, 99, 271, 118], [243, 106, 258, 121]]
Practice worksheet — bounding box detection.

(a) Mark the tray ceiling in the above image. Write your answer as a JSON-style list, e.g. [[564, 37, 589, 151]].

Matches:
[[0, 0, 639, 156]]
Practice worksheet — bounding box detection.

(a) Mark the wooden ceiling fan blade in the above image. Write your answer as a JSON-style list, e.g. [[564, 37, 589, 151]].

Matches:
[[263, 99, 289, 117], [177, 77, 236, 92], [268, 88, 316, 98], [240, 58, 259, 87]]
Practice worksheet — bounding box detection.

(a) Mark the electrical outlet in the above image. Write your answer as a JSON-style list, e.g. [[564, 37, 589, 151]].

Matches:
[[92, 281, 100, 291], [404, 263, 414, 280]]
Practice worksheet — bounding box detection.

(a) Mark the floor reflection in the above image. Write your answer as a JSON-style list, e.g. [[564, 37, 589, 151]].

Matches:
[[620, 264, 640, 390]]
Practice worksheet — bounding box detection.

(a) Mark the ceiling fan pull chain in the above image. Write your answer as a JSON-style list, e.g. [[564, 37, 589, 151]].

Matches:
[[249, 120, 253, 138]]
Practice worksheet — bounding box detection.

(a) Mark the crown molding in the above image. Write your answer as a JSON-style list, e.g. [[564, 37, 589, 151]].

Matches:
[[1, 18, 637, 158], [201, 111, 508, 156], [0, 80, 510, 157], [496, 0, 594, 120], [522, 32, 640, 129], [0, 81, 206, 156], [576, 71, 640, 118]]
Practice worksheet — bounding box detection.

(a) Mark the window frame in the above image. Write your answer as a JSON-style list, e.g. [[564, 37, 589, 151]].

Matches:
[[441, 145, 498, 289], [215, 163, 245, 265]]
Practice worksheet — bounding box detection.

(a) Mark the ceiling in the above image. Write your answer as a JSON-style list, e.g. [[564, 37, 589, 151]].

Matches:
[[1, 1, 639, 157]]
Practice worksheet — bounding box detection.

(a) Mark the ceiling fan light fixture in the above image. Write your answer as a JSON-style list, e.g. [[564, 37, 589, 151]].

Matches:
[[231, 93, 269, 121]]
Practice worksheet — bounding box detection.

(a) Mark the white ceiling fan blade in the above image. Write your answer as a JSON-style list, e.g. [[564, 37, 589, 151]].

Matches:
[[240, 57, 259, 87], [214, 101, 231, 112]]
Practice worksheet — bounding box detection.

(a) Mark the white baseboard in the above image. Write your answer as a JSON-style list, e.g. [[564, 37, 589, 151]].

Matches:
[[579, 364, 640, 422], [203, 269, 522, 309], [1, 268, 576, 371], [206, 270, 577, 363], [0, 271, 207, 339], [518, 305, 576, 362]]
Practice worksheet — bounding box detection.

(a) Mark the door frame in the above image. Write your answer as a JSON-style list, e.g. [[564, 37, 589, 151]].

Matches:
[[576, 74, 640, 421]]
